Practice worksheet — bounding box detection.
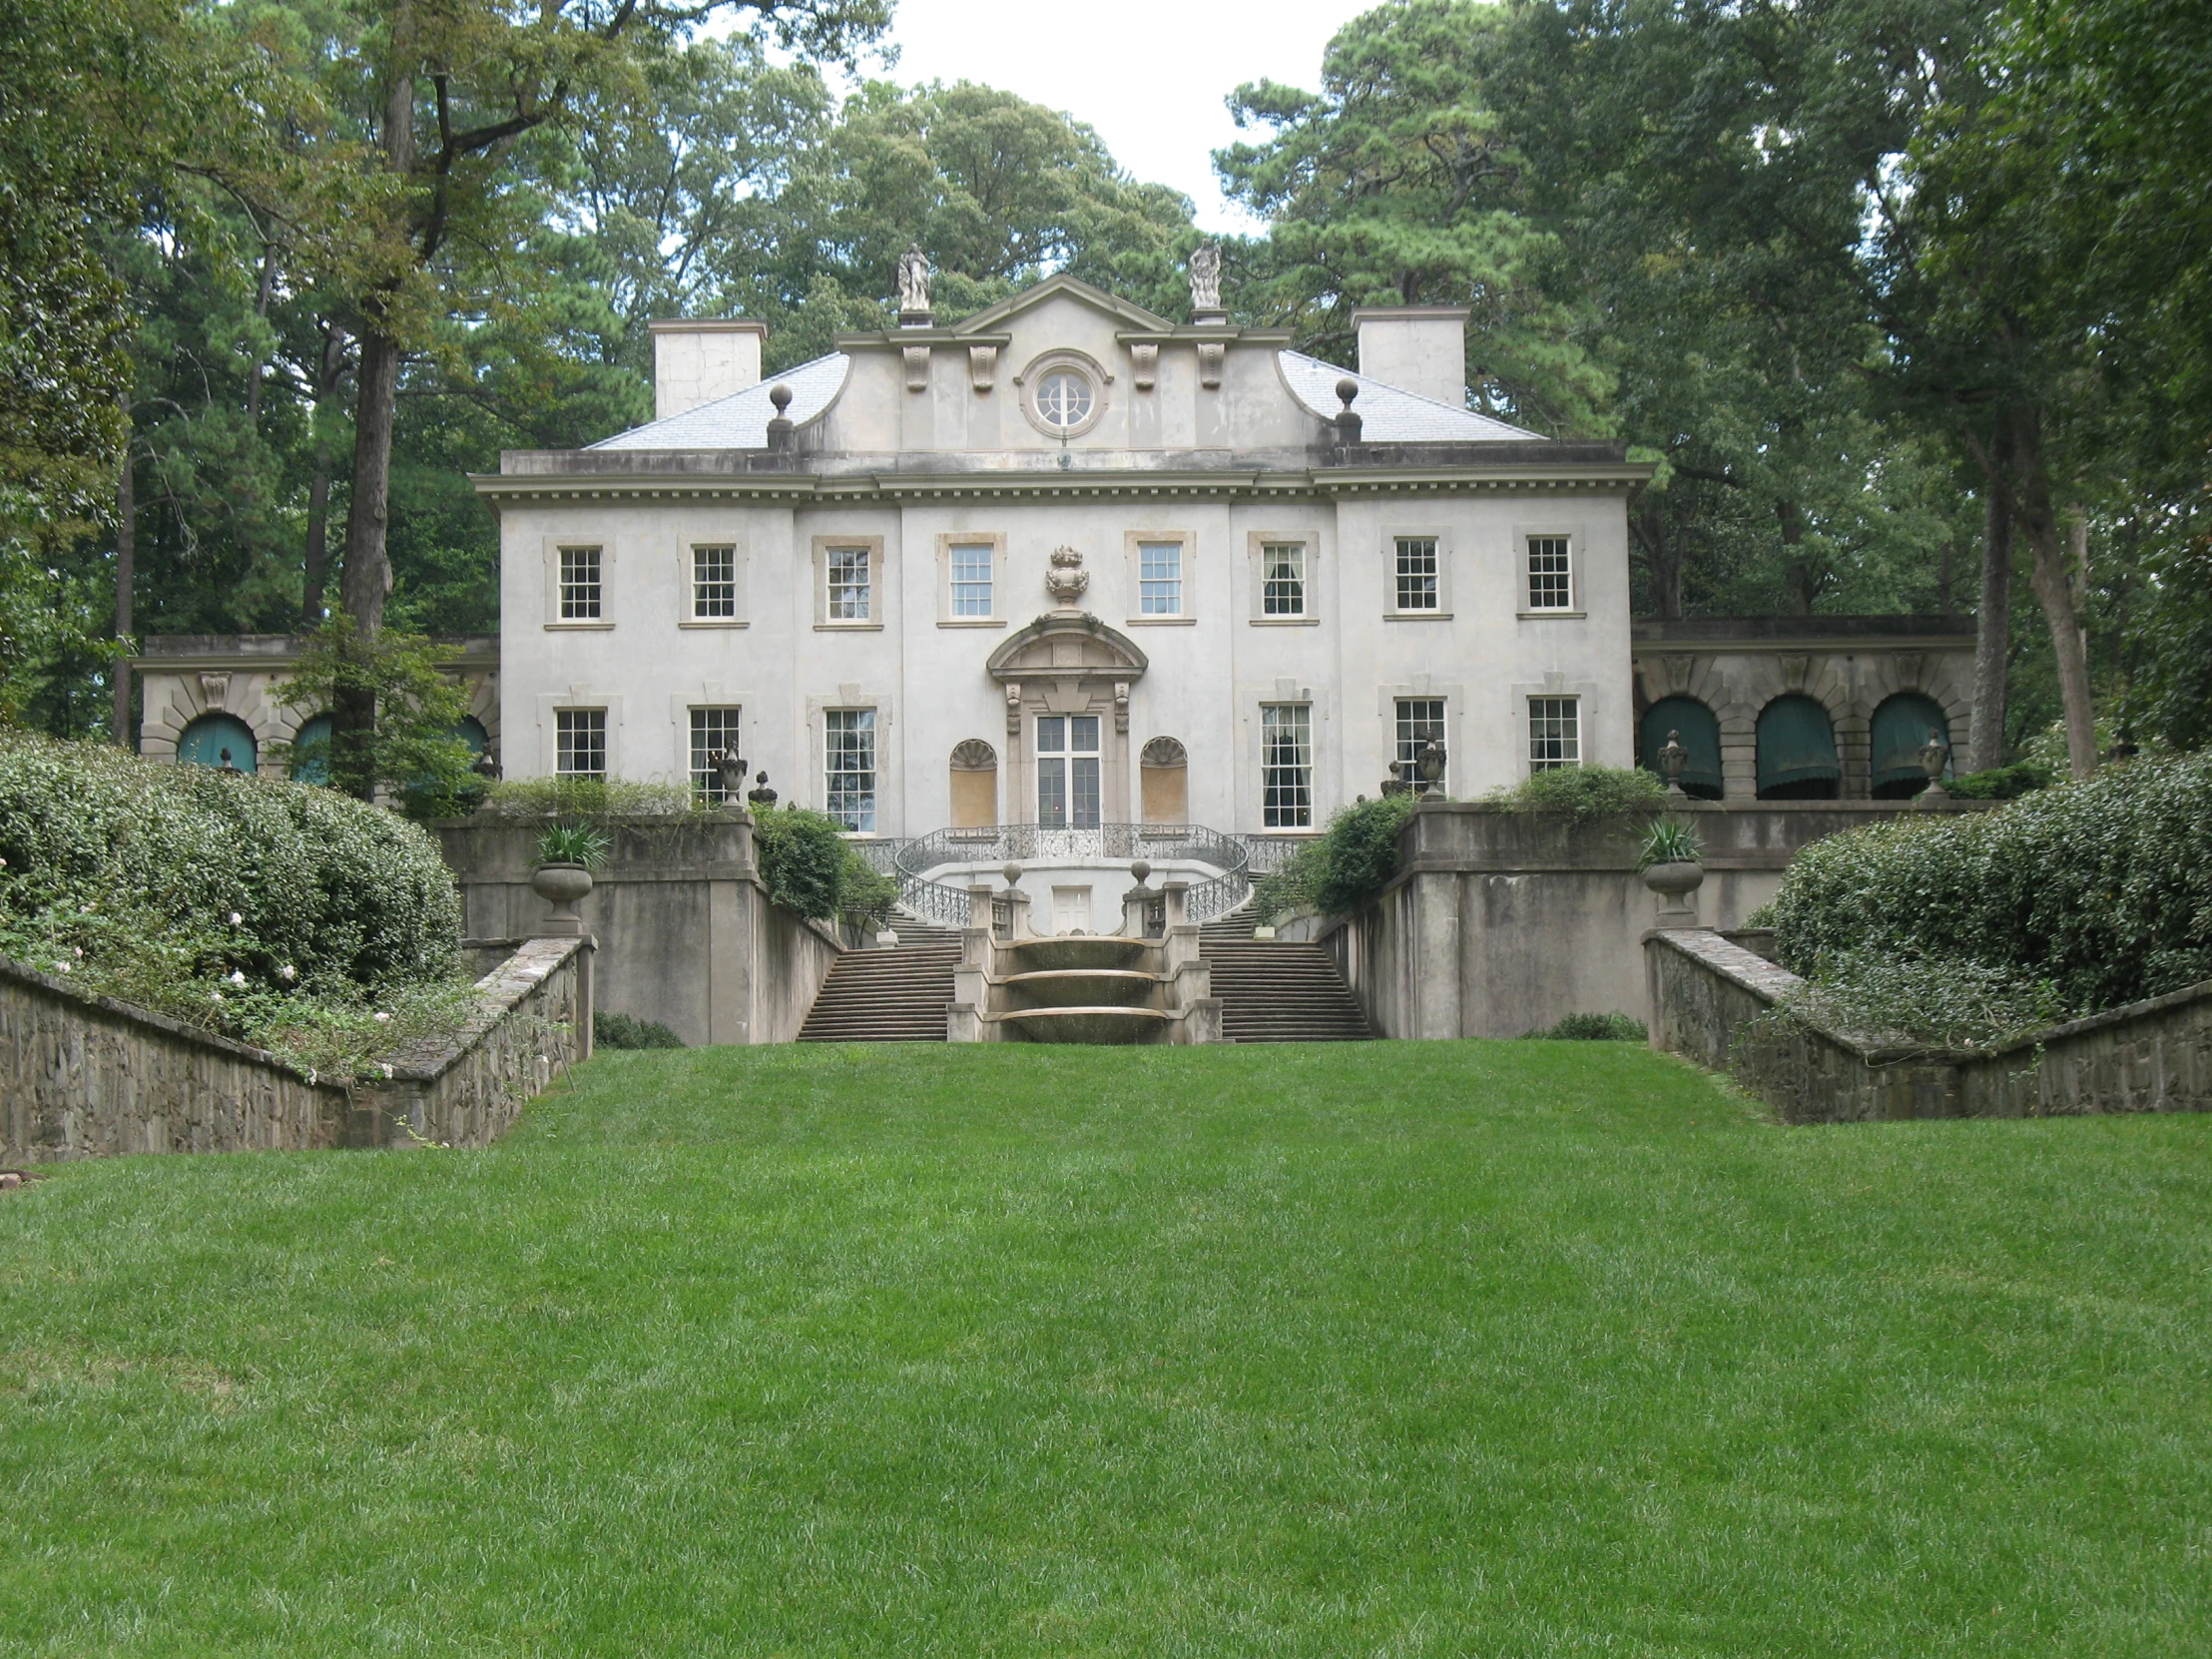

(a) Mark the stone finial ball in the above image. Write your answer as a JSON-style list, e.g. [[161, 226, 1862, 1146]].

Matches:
[[769, 383, 793, 413], [1336, 377, 1360, 407], [1130, 859, 1152, 884], [1001, 861, 1023, 886]]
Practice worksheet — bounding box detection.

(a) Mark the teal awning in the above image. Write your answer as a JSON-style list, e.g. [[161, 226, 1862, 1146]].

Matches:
[[1871, 694, 1951, 795], [1756, 696, 1839, 797], [288, 714, 332, 784], [1639, 697, 1724, 799]]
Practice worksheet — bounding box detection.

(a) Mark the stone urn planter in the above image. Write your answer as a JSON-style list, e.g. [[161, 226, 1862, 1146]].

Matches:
[[531, 861, 594, 936], [1640, 859, 1705, 926]]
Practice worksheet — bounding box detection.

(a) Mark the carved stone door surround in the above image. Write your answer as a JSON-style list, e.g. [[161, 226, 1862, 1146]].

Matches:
[[984, 612, 1148, 828]]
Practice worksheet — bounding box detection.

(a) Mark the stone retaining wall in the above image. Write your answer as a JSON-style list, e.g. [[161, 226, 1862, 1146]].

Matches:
[[0, 938, 590, 1164], [1646, 927, 2212, 1122]]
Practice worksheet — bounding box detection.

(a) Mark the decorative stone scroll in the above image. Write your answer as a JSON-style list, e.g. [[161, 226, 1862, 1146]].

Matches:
[[903, 344, 930, 391], [1129, 341, 1158, 390], [968, 345, 996, 392]]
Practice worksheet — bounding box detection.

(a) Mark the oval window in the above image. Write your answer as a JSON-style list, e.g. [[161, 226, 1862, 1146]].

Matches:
[[1036, 369, 1093, 430]]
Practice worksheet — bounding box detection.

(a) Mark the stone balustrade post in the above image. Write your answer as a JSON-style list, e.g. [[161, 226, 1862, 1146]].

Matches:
[[1162, 879, 1191, 929]]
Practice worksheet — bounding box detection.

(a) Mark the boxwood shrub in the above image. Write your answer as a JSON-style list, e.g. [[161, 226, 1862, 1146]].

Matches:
[[1762, 752, 2212, 1015], [0, 733, 462, 995]]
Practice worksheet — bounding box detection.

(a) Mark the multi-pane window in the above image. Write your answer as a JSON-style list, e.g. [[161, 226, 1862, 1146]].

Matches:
[[1139, 541, 1183, 615], [1262, 704, 1313, 829], [1528, 697, 1581, 772], [950, 543, 993, 617], [559, 546, 602, 620], [1035, 715, 1101, 830], [690, 707, 742, 800], [1262, 542, 1306, 616], [1527, 536, 1572, 610], [827, 547, 871, 621], [555, 709, 606, 778], [693, 545, 737, 619], [825, 709, 876, 831], [1396, 698, 1446, 794], [1394, 537, 1438, 610]]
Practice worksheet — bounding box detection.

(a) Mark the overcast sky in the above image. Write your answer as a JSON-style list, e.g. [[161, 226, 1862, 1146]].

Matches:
[[873, 0, 1379, 233]]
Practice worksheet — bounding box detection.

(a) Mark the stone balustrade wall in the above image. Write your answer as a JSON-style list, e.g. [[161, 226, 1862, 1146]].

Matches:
[[0, 937, 590, 1164], [1646, 927, 2212, 1122]]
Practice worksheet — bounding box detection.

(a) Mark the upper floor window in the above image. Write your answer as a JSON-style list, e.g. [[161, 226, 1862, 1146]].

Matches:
[[559, 546, 602, 620], [690, 706, 741, 800], [950, 543, 992, 617], [556, 708, 606, 778], [1262, 543, 1306, 616], [1528, 697, 1580, 773], [825, 709, 876, 831], [1395, 698, 1446, 794], [693, 545, 737, 619], [1139, 541, 1183, 615], [1394, 537, 1438, 611], [1036, 369, 1093, 430], [828, 546, 871, 622], [1262, 704, 1314, 829], [1527, 536, 1572, 610]]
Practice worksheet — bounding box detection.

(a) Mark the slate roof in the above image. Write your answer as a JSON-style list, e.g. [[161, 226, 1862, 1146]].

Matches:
[[587, 344, 1543, 452], [1274, 350, 1541, 442], [588, 351, 850, 451]]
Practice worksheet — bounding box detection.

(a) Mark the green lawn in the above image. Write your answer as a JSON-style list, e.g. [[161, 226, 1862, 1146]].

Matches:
[[3, 1042, 2209, 1656]]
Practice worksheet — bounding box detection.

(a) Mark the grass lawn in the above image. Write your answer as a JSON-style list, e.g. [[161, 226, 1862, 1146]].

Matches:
[[3, 1041, 2210, 1655]]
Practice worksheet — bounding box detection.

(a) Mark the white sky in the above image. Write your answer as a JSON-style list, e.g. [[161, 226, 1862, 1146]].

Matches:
[[871, 0, 1380, 232]]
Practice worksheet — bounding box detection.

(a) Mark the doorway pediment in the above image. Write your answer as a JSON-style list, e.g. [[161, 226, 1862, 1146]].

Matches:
[[985, 612, 1149, 684]]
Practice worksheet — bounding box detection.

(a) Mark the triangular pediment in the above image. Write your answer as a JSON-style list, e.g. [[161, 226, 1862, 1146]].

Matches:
[[951, 273, 1175, 337], [985, 611, 1149, 682]]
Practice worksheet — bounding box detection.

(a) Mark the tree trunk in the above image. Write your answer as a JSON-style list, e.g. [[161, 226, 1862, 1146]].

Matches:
[[245, 240, 276, 429], [331, 34, 413, 800], [1630, 495, 1683, 619], [300, 463, 332, 623], [1967, 478, 2011, 772], [2005, 407, 2099, 780], [111, 425, 135, 748]]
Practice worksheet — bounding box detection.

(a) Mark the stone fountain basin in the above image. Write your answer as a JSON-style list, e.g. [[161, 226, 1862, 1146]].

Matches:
[[999, 968, 1160, 1009], [999, 937, 1153, 972], [1000, 1006, 1172, 1044]]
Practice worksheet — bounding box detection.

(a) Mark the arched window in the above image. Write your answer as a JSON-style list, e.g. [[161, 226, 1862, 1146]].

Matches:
[[288, 714, 333, 784], [1140, 736, 1188, 825], [1756, 696, 1840, 800], [176, 713, 258, 774], [1870, 693, 1952, 799], [1637, 697, 1724, 800], [948, 739, 997, 830]]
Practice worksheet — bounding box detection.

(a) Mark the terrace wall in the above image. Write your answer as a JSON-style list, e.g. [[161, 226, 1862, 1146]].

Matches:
[[0, 937, 591, 1164], [1645, 926, 2212, 1122]]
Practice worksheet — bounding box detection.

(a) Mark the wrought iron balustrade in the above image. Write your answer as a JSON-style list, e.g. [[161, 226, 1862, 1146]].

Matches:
[[877, 823, 1256, 927]]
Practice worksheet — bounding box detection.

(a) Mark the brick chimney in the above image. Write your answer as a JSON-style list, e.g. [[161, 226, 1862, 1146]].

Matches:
[[648, 319, 767, 421], [1352, 305, 1470, 408]]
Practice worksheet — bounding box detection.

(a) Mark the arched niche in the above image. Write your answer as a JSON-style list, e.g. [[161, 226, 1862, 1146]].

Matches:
[[1140, 736, 1188, 825], [949, 739, 999, 829], [177, 713, 259, 774], [1637, 697, 1723, 800], [1756, 695, 1841, 800], [1870, 693, 1952, 799], [288, 713, 333, 784]]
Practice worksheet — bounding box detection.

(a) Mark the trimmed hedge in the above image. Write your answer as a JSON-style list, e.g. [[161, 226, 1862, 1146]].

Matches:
[[0, 733, 461, 993], [1763, 752, 2212, 1014], [1252, 793, 1418, 921]]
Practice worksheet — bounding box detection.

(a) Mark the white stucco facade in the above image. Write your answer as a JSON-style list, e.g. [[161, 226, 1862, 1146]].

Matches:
[[474, 275, 1651, 838]]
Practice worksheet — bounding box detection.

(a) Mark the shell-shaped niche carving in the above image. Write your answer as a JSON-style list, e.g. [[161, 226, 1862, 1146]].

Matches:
[[950, 740, 998, 771], [1045, 545, 1089, 606], [1141, 737, 1188, 769]]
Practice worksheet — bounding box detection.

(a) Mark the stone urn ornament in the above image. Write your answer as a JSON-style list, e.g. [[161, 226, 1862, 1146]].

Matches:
[[1045, 545, 1089, 607], [531, 824, 607, 937], [1656, 728, 1689, 795], [1637, 818, 1706, 927], [747, 770, 779, 809], [1917, 728, 1951, 805]]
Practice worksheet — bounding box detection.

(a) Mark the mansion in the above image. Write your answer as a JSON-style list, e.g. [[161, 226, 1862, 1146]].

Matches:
[[136, 269, 1977, 830]]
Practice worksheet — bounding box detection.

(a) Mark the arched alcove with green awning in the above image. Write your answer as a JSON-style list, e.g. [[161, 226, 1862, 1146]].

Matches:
[[1756, 695, 1840, 800], [1637, 697, 1724, 800], [288, 714, 332, 784], [176, 713, 258, 773], [1870, 693, 1952, 799], [454, 716, 489, 757]]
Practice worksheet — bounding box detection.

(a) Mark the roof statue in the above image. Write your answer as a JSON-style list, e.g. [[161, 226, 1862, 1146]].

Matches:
[[1188, 242, 1222, 312], [896, 244, 931, 315]]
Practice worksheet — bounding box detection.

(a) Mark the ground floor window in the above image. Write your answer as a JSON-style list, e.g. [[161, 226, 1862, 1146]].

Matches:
[[1395, 698, 1446, 794], [690, 706, 742, 800], [1528, 697, 1580, 772], [556, 708, 607, 778], [1036, 714, 1101, 829], [825, 708, 876, 830], [1263, 703, 1313, 828]]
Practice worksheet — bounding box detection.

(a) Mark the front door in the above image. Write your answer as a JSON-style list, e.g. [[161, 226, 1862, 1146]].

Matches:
[[1036, 714, 1101, 829]]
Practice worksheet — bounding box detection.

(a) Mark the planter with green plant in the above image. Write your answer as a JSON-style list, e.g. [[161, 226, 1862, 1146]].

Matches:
[[531, 824, 611, 933], [1637, 819, 1705, 917]]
